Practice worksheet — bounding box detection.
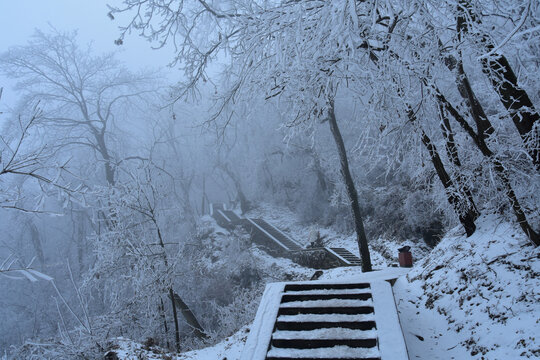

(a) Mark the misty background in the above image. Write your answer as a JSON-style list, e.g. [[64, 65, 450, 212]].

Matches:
[[0, 0, 538, 358]]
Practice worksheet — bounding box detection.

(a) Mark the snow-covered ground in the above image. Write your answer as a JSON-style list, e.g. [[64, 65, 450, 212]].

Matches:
[[394, 215, 540, 359], [108, 205, 540, 359], [106, 327, 250, 360]]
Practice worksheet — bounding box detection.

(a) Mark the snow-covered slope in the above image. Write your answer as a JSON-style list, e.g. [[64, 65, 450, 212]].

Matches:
[[394, 215, 540, 359], [107, 326, 250, 360], [109, 206, 539, 359]]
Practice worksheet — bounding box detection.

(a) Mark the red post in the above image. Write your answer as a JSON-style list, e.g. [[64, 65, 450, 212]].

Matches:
[[398, 251, 413, 267]]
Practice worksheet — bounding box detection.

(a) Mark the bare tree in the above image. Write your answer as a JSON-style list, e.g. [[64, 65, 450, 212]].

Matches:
[[1, 99, 77, 212], [456, 0, 540, 171], [0, 29, 156, 186], [112, 0, 381, 271], [87, 163, 206, 349], [327, 96, 372, 272]]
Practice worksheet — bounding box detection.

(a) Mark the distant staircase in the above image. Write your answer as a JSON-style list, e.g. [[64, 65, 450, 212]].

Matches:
[[326, 248, 363, 266], [209, 203, 364, 268], [242, 279, 408, 360], [221, 209, 241, 222], [210, 203, 242, 229], [247, 218, 303, 252]]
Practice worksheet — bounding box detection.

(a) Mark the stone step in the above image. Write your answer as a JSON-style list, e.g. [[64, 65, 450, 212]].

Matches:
[[278, 306, 374, 315], [279, 299, 372, 308], [275, 320, 376, 331], [272, 328, 377, 340], [327, 248, 363, 265], [270, 338, 378, 349], [281, 293, 372, 302], [265, 345, 380, 360], [277, 313, 375, 323], [221, 209, 241, 222], [284, 283, 370, 292], [283, 288, 372, 296], [251, 219, 303, 251], [212, 210, 232, 227]]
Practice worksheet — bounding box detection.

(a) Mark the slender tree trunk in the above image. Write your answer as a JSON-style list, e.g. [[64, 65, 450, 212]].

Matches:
[[75, 212, 86, 275], [456, 0, 540, 170], [438, 102, 480, 221], [219, 164, 251, 214], [492, 159, 539, 245], [455, 61, 494, 138], [154, 223, 181, 351], [179, 177, 197, 232], [169, 288, 181, 351], [201, 176, 206, 215], [370, 47, 479, 236], [93, 130, 115, 186], [406, 106, 478, 236], [480, 55, 540, 169], [327, 98, 372, 272], [159, 298, 171, 349], [438, 91, 540, 246], [310, 149, 329, 194], [154, 219, 206, 348]]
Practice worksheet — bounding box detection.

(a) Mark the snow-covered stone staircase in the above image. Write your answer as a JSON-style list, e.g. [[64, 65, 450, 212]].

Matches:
[[267, 283, 378, 360], [326, 248, 363, 266], [209, 203, 363, 268], [247, 218, 304, 252], [242, 277, 409, 360], [221, 209, 241, 222]]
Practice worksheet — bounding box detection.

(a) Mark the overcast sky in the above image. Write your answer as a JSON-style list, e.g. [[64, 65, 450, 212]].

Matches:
[[0, 0, 175, 108]]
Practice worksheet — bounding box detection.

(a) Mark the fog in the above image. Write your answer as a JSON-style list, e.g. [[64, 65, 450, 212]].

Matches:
[[0, 1, 538, 359], [0, 1, 172, 108]]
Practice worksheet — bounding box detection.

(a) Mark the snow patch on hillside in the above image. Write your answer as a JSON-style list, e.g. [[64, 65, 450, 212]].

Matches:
[[394, 215, 540, 359], [107, 326, 250, 360], [176, 325, 250, 360]]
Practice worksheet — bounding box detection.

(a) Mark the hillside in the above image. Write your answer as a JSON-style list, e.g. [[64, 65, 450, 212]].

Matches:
[[107, 206, 540, 360]]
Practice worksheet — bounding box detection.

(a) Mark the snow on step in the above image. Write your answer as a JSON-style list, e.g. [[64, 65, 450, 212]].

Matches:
[[241, 276, 409, 360], [272, 328, 377, 340], [280, 298, 372, 308], [266, 345, 380, 359], [283, 288, 371, 296], [277, 313, 375, 323]]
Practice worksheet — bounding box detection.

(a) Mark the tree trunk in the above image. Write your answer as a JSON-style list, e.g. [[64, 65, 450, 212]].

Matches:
[[154, 219, 207, 346], [169, 288, 181, 351], [179, 176, 197, 232], [455, 61, 494, 138], [94, 130, 115, 186], [480, 54, 540, 170], [370, 47, 479, 236], [310, 149, 329, 194], [159, 298, 171, 349], [438, 102, 480, 222], [75, 211, 86, 275], [327, 99, 372, 272], [438, 90, 540, 246], [492, 159, 540, 245], [406, 106, 478, 237], [219, 164, 251, 214], [456, 0, 540, 170], [201, 176, 206, 215], [420, 130, 477, 236]]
